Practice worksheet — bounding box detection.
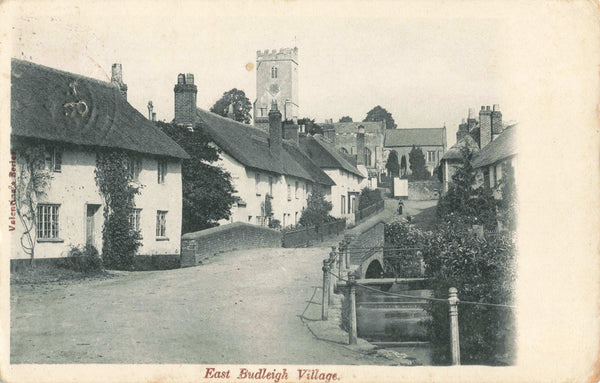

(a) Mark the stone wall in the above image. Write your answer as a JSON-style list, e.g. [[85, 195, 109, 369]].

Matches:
[[408, 180, 441, 200], [180, 222, 282, 267], [345, 215, 386, 277], [282, 219, 346, 248]]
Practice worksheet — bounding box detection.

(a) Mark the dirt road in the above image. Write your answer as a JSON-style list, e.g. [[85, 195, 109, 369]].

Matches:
[[11, 245, 399, 364]]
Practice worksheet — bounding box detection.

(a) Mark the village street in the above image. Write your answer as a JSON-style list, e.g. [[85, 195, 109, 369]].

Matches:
[[11, 244, 391, 364]]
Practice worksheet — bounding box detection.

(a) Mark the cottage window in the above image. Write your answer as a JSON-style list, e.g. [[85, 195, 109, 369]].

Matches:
[[271, 67, 278, 79], [156, 210, 167, 238], [45, 147, 62, 172], [128, 156, 142, 181], [129, 208, 142, 233], [427, 151, 436, 163], [255, 173, 261, 195], [157, 159, 167, 184], [268, 176, 273, 196], [295, 181, 299, 199], [295, 212, 298, 224], [287, 184, 291, 201], [341, 195, 346, 215], [37, 204, 60, 240]]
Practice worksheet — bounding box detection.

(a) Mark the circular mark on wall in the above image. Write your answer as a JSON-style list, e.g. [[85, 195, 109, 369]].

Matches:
[[245, 62, 254, 71]]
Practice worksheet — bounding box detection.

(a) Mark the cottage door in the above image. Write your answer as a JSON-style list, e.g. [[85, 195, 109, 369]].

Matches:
[[86, 204, 100, 247]]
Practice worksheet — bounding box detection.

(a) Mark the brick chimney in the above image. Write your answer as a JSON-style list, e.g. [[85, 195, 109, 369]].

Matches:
[[174, 73, 198, 126], [111, 63, 128, 99], [479, 105, 492, 148], [269, 100, 282, 158], [491, 104, 503, 138], [227, 103, 235, 120], [356, 125, 365, 165], [283, 121, 299, 145]]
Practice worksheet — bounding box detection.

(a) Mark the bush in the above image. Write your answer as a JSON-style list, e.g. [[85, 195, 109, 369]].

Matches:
[[298, 187, 333, 228], [60, 245, 104, 274], [421, 224, 516, 365], [357, 187, 383, 210], [384, 221, 426, 277]]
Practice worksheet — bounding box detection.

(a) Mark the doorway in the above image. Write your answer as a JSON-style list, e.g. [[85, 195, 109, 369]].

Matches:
[[86, 204, 101, 247]]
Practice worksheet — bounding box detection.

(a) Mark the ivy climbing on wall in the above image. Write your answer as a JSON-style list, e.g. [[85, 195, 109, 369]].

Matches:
[[13, 139, 54, 266], [94, 150, 141, 270]]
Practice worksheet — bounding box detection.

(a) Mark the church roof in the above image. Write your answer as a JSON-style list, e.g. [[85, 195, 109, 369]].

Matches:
[[384, 128, 446, 147], [332, 121, 385, 134], [442, 135, 480, 161], [472, 125, 517, 168], [11, 59, 189, 159], [299, 134, 365, 178], [195, 109, 334, 186]]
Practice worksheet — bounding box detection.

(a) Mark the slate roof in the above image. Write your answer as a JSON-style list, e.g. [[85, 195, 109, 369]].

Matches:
[[196, 109, 334, 186], [332, 121, 385, 134], [471, 125, 517, 168], [299, 134, 365, 178], [384, 128, 446, 147], [442, 135, 480, 161], [11, 59, 189, 159]]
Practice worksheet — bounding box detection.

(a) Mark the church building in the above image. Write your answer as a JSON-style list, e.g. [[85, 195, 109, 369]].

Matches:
[[253, 48, 299, 130]]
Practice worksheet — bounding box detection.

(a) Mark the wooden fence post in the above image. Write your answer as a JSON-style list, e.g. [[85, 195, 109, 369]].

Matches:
[[448, 287, 461, 365], [344, 240, 350, 272], [329, 248, 337, 306], [338, 242, 344, 280], [322, 259, 330, 320], [348, 274, 358, 345]]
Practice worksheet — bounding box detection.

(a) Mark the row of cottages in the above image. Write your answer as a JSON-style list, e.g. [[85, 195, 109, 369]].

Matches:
[[171, 72, 366, 226], [441, 105, 517, 194], [321, 120, 447, 181], [10, 59, 189, 262]]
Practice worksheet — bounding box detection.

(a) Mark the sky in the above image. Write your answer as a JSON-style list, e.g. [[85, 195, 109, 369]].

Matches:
[[7, 1, 517, 147]]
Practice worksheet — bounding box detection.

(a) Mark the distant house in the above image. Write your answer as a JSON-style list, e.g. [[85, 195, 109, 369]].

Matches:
[[10, 59, 189, 262], [441, 105, 517, 196], [384, 127, 447, 177], [299, 134, 365, 223], [176, 80, 336, 227]]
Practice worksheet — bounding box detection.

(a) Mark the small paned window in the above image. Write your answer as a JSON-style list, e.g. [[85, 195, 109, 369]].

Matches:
[[271, 67, 278, 79], [157, 160, 167, 184], [255, 173, 261, 195], [128, 156, 142, 181], [37, 204, 60, 239], [45, 147, 62, 172], [295, 181, 299, 199], [156, 210, 167, 237], [130, 208, 142, 233]]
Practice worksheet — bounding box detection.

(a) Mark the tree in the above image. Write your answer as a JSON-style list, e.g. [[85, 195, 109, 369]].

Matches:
[[363, 105, 397, 129], [386, 150, 399, 177], [436, 147, 499, 230], [357, 187, 383, 210], [339, 116, 353, 123], [408, 145, 430, 180], [157, 122, 235, 233], [497, 162, 517, 231], [298, 187, 333, 228], [209, 88, 252, 124]]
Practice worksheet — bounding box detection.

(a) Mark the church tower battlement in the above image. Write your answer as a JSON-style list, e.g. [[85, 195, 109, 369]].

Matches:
[[254, 47, 299, 131]]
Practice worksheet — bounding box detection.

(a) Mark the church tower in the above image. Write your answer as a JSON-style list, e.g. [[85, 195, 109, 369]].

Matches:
[[254, 47, 299, 131]]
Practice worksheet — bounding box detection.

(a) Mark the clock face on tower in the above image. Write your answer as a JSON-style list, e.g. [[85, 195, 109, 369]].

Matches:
[[268, 83, 280, 95]]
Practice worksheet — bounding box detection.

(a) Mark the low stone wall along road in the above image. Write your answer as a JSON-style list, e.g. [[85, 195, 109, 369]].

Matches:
[[11, 246, 403, 364]]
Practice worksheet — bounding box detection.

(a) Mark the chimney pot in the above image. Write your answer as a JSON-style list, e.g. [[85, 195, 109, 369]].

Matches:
[[269, 102, 283, 158]]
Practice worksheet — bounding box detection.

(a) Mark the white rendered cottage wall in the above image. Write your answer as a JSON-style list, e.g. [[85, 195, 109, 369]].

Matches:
[[325, 168, 362, 224], [11, 148, 182, 260]]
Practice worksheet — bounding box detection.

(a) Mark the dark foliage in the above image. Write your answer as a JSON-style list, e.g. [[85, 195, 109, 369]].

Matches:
[[386, 150, 400, 177], [497, 163, 517, 231], [95, 150, 141, 270], [209, 88, 252, 124], [59, 245, 104, 274], [363, 105, 397, 129], [338, 116, 353, 122], [357, 187, 383, 210], [436, 147, 499, 230], [408, 146, 430, 180], [384, 221, 425, 277], [298, 187, 333, 228], [297, 117, 323, 135], [157, 122, 235, 233], [421, 224, 516, 365]]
